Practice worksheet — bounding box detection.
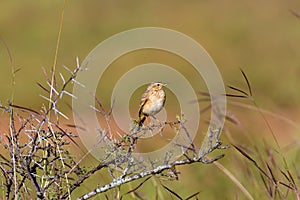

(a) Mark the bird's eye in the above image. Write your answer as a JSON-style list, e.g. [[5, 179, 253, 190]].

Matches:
[[156, 83, 160, 86]]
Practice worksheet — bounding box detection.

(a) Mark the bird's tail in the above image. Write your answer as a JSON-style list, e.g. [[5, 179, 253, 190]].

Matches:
[[138, 115, 146, 128]]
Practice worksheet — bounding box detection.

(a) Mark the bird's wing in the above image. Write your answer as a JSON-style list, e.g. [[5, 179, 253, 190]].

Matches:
[[138, 86, 152, 117], [163, 90, 166, 105], [138, 95, 148, 117]]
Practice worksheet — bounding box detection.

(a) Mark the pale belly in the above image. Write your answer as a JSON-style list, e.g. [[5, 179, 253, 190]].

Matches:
[[142, 97, 164, 116]]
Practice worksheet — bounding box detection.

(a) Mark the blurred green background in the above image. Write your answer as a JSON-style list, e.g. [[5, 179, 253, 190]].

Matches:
[[1, 1, 300, 199], [1, 0, 300, 109]]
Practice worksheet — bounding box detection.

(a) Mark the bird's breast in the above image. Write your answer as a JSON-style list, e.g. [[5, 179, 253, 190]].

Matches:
[[142, 91, 165, 116]]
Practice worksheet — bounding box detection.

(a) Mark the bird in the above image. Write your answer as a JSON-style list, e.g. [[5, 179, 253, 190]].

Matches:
[[137, 82, 167, 128]]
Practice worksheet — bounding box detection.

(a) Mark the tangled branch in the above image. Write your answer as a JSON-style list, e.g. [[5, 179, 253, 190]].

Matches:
[[0, 60, 226, 199]]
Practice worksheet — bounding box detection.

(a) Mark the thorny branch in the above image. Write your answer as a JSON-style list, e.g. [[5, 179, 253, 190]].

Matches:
[[0, 60, 86, 199], [0, 60, 226, 199], [77, 126, 225, 199], [73, 111, 226, 200]]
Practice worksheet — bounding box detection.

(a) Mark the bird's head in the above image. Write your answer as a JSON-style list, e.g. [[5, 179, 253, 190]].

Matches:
[[149, 82, 167, 91]]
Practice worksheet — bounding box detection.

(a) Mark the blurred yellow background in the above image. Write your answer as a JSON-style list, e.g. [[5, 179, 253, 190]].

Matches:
[[1, 1, 300, 199]]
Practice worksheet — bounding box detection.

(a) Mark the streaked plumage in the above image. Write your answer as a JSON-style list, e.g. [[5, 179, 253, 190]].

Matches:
[[137, 82, 167, 127]]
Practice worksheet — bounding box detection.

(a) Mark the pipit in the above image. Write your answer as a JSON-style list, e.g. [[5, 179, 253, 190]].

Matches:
[[137, 82, 167, 128]]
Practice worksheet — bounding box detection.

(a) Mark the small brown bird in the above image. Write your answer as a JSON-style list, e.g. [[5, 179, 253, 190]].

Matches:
[[137, 82, 167, 128]]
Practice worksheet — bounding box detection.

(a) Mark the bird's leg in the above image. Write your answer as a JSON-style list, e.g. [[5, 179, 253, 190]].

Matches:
[[150, 116, 164, 128]]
